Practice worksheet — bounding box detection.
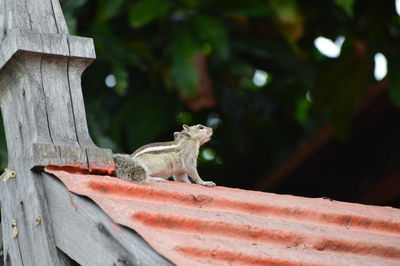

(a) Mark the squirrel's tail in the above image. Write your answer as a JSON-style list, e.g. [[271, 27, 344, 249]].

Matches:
[[113, 154, 147, 183]]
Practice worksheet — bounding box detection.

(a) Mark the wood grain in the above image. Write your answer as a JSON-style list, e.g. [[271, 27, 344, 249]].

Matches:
[[0, 12, 114, 171], [3, 0, 31, 30], [49, 0, 69, 34], [0, 0, 117, 265], [0, 1, 5, 41]]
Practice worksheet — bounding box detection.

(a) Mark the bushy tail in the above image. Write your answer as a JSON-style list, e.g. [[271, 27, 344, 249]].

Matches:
[[113, 154, 147, 183]]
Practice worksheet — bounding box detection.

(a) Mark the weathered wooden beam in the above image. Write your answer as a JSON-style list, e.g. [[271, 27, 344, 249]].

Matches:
[[0, 0, 115, 265], [0, 30, 114, 170], [0, 166, 70, 265], [0, 10, 114, 171], [0, 217, 2, 264]]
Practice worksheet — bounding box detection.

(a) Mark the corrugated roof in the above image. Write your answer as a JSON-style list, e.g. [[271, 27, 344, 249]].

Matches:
[[45, 166, 400, 266]]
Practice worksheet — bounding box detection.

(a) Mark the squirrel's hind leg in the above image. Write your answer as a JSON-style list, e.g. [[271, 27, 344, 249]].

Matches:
[[173, 173, 191, 183], [114, 154, 147, 183]]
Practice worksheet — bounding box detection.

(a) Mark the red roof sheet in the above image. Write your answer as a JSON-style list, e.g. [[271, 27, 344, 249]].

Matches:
[[46, 166, 400, 266]]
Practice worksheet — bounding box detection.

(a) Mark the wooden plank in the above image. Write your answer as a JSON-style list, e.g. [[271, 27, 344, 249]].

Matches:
[[66, 58, 94, 147], [67, 36, 96, 59], [0, 64, 31, 266], [85, 147, 115, 174], [49, 0, 69, 34], [0, 107, 64, 266], [40, 41, 74, 145], [57, 248, 79, 266], [11, 51, 48, 145], [1, 0, 118, 265], [0, 53, 67, 265], [41, 53, 87, 167], [0, 53, 60, 167], [0, 212, 2, 253], [0, 172, 23, 266], [4, 0, 31, 30], [25, 0, 58, 34], [14, 30, 44, 57], [0, 212, 3, 266], [41, 33, 69, 56], [0, 32, 112, 167], [0, 31, 19, 70], [0, 30, 43, 70], [40, 32, 88, 167], [66, 36, 114, 172], [0, 35, 112, 167], [0, 0, 5, 41], [42, 173, 172, 266], [0, 36, 114, 171], [66, 37, 95, 148]]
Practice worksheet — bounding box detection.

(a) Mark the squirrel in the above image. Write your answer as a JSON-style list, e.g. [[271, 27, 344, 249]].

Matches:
[[113, 124, 216, 187]]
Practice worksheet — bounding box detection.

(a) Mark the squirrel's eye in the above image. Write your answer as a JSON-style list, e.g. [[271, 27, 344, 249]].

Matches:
[[198, 125, 204, 129]]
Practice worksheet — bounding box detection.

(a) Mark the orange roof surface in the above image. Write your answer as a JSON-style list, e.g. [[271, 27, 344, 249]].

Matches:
[[46, 166, 400, 266]]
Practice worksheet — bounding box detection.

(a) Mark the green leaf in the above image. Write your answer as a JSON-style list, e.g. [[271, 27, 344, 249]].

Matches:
[[60, 0, 87, 12], [312, 50, 374, 140], [388, 57, 400, 106], [172, 28, 199, 58], [129, 0, 172, 28], [181, 0, 202, 8], [90, 24, 147, 71], [120, 91, 176, 149], [171, 29, 200, 96], [96, 0, 125, 22], [224, 59, 253, 78], [128, 41, 155, 63], [193, 15, 230, 59], [113, 65, 129, 96], [176, 111, 193, 124], [295, 97, 312, 123], [60, 0, 87, 34], [171, 58, 199, 97], [86, 108, 120, 151], [220, 0, 270, 17], [334, 0, 354, 17], [64, 14, 78, 34]]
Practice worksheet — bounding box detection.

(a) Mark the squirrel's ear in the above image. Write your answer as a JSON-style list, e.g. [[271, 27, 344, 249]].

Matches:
[[183, 124, 190, 131], [173, 132, 180, 139]]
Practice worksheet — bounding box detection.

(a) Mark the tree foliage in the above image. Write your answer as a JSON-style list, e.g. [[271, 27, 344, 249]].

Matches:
[[1, 0, 400, 189]]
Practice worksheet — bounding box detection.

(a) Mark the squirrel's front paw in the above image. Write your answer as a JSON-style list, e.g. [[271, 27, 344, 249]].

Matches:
[[200, 181, 216, 187]]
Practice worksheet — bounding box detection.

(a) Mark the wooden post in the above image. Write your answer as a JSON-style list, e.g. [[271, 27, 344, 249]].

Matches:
[[0, 218, 2, 263], [0, 0, 114, 264]]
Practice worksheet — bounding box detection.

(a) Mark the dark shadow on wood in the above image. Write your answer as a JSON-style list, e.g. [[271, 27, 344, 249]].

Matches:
[[57, 248, 80, 266]]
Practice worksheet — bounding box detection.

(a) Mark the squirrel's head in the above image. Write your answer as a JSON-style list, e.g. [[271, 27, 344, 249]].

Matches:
[[176, 124, 213, 145]]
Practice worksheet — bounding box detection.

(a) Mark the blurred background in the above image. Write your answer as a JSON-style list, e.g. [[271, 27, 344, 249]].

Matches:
[[1, 0, 400, 208]]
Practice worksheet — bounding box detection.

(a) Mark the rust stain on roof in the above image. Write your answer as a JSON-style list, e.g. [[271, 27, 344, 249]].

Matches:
[[45, 166, 400, 266]]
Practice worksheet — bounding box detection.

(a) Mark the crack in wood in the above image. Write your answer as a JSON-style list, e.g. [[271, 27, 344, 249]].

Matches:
[[65, 38, 86, 159], [48, 0, 59, 34], [96, 222, 137, 265], [39, 52, 55, 148], [23, 0, 33, 30]]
